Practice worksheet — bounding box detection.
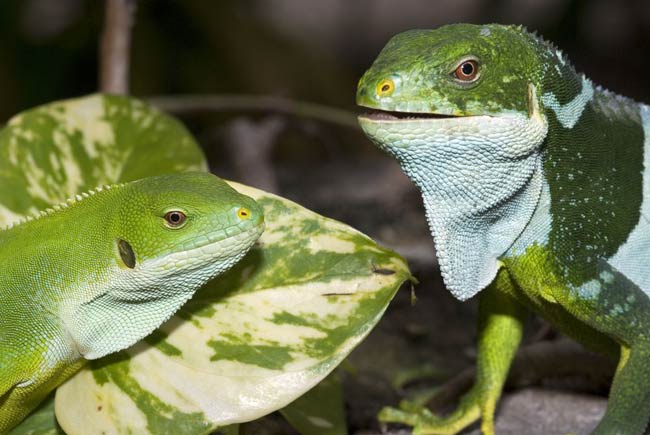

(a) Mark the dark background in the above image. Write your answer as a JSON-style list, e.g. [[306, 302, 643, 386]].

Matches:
[[2, 1, 648, 433], [2, 0, 650, 118]]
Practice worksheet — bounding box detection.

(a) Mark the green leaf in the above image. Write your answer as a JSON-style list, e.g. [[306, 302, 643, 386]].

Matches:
[[0, 94, 411, 434], [54, 182, 410, 434], [279, 372, 347, 435], [0, 94, 206, 225], [7, 395, 63, 435]]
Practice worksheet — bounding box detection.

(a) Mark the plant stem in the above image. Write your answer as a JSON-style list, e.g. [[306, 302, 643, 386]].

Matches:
[[100, 0, 137, 94], [147, 94, 360, 129]]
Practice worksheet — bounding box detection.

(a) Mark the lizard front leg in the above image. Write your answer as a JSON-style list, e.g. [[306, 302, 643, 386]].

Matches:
[[380, 269, 526, 435]]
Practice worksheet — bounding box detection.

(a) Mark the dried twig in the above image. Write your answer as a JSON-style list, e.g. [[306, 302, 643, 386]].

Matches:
[[100, 0, 137, 94], [147, 94, 359, 128]]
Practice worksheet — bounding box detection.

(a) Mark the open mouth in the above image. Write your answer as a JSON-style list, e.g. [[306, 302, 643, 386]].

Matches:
[[360, 109, 463, 121]]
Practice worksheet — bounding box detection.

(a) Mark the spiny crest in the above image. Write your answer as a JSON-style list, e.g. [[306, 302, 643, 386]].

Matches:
[[521, 26, 642, 110], [517, 25, 576, 75], [2, 182, 127, 231], [594, 83, 641, 114], [517, 25, 636, 106], [511, 25, 638, 108]]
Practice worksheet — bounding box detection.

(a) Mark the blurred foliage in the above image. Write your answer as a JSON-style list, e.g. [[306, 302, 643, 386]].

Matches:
[[0, 0, 646, 207], [0, 0, 353, 121], [0, 1, 100, 119], [0, 0, 649, 159]]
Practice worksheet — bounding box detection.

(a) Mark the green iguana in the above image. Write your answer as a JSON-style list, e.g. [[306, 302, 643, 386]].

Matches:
[[0, 171, 264, 432], [357, 24, 650, 434]]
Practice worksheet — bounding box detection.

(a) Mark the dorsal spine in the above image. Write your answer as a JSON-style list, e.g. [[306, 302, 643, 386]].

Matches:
[[3, 182, 127, 231]]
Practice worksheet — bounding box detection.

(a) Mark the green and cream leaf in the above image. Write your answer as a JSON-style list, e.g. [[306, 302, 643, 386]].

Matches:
[[278, 372, 347, 435], [0, 94, 206, 226], [0, 94, 410, 434], [55, 183, 409, 434]]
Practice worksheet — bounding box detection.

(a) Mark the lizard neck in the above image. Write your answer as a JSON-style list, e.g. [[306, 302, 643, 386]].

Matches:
[[418, 155, 544, 301], [389, 105, 548, 301]]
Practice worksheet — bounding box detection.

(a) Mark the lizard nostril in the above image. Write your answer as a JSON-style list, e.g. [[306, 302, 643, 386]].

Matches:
[[237, 207, 251, 220]]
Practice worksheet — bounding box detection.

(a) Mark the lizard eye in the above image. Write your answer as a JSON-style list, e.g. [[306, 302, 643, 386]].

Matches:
[[453, 59, 480, 83], [164, 210, 186, 228]]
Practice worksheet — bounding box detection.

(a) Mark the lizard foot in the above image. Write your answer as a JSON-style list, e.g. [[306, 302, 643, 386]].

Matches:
[[379, 392, 488, 435]]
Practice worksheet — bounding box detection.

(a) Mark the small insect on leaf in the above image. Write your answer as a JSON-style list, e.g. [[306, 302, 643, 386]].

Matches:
[[372, 266, 396, 275]]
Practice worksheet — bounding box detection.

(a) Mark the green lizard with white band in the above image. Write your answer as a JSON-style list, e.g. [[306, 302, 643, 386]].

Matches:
[[0, 171, 264, 432], [357, 24, 650, 434]]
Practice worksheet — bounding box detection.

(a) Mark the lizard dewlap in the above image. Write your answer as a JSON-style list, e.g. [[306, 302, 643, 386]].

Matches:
[[357, 24, 650, 435], [0, 171, 264, 432]]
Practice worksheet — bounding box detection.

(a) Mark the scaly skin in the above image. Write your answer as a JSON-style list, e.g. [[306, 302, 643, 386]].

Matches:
[[0, 171, 264, 432], [357, 24, 650, 434]]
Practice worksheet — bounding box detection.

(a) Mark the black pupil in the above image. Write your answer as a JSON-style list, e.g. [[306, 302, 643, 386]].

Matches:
[[461, 62, 474, 76], [381, 84, 390, 92], [169, 213, 181, 223]]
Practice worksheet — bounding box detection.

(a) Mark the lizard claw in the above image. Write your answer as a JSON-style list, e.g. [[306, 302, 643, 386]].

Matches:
[[379, 404, 467, 435]]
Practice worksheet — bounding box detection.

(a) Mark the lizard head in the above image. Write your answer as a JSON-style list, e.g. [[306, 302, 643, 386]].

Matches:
[[114, 172, 264, 283], [356, 25, 551, 198], [74, 172, 264, 359], [356, 24, 551, 120], [356, 24, 554, 300]]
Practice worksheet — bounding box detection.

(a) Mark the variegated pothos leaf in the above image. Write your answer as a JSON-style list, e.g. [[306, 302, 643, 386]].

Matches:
[[0, 94, 206, 227], [0, 94, 411, 434], [278, 372, 346, 435], [55, 182, 409, 434]]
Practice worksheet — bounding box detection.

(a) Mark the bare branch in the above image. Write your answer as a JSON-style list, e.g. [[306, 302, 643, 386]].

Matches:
[[147, 94, 359, 129], [100, 0, 137, 94]]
